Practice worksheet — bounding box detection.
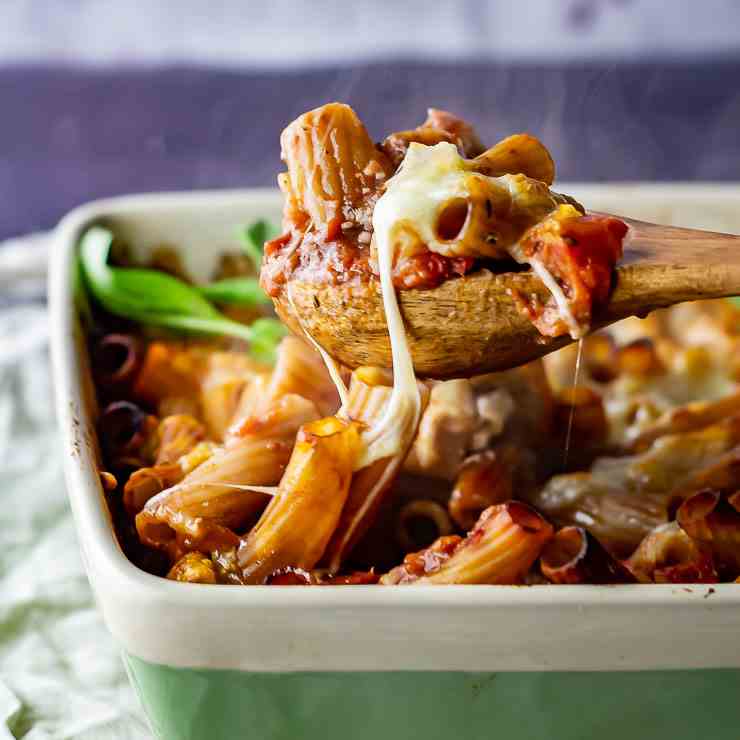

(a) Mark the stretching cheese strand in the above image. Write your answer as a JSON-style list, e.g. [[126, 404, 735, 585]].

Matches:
[[356, 201, 423, 468]]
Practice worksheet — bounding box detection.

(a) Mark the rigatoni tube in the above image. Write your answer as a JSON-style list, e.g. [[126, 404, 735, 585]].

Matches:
[[238, 417, 363, 584], [382, 502, 552, 585], [137, 393, 318, 560], [540, 526, 635, 584]]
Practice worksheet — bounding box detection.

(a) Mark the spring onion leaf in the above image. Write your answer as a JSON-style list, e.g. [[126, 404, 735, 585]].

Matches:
[[78, 226, 286, 362], [197, 276, 270, 306], [239, 219, 279, 271]]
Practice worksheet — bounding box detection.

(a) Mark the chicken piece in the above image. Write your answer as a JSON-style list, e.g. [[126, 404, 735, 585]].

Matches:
[[472, 360, 554, 447], [402, 361, 552, 482], [404, 379, 477, 480]]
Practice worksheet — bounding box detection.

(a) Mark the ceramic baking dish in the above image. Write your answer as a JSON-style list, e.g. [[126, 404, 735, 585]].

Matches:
[[50, 186, 740, 740]]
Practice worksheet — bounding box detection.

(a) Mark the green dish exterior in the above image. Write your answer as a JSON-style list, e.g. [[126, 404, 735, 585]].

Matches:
[[125, 654, 740, 740]]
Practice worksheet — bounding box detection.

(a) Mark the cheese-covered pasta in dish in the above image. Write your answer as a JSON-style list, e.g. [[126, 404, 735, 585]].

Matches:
[[80, 103, 740, 586]]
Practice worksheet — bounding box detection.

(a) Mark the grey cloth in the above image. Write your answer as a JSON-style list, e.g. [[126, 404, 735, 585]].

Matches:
[[0, 237, 150, 739]]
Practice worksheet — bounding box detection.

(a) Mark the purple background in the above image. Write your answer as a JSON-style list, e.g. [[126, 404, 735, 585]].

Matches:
[[3, 60, 740, 240]]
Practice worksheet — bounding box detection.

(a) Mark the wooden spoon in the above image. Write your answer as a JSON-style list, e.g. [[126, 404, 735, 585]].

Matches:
[[273, 216, 740, 378]]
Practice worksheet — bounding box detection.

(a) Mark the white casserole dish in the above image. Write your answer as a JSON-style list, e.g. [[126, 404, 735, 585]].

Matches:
[[50, 185, 740, 676]]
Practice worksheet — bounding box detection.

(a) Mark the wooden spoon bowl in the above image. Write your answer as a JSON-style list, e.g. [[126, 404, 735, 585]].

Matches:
[[274, 216, 740, 378]]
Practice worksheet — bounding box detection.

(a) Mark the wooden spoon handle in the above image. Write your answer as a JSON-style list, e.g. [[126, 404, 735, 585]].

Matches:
[[275, 217, 740, 378], [606, 217, 740, 321]]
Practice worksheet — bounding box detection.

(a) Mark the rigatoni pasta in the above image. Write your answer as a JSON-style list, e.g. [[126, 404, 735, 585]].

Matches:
[[279, 103, 392, 235], [90, 259, 740, 586], [136, 391, 319, 560], [677, 490, 740, 578], [626, 522, 717, 584], [322, 371, 430, 571], [237, 416, 362, 584], [382, 502, 552, 585], [123, 414, 209, 515], [540, 526, 635, 584]]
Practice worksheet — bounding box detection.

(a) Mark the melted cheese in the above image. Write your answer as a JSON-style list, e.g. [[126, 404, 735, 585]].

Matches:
[[356, 196, 423, 468], [374, 141, 472, 257], [325, 142, 583, 468], [375, 142, 583, 346]]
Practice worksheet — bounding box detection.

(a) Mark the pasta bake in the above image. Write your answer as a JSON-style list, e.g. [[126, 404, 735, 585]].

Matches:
[[78, 103, 740, 587]]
